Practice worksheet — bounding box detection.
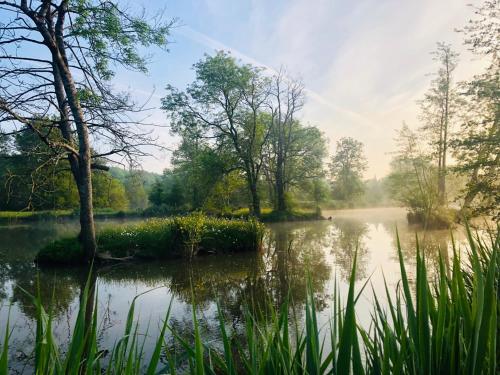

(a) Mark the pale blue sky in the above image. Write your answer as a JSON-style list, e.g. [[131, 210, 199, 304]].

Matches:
[[2, 0, 485, 176], [115, 0, 484, 177]]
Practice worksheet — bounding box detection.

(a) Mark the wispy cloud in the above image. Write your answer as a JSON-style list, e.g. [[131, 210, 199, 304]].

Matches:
[[124, 0, 484, 175]]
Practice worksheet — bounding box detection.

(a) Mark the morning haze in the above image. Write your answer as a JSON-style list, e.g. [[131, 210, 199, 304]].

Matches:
[[0, 0, 498, 373]]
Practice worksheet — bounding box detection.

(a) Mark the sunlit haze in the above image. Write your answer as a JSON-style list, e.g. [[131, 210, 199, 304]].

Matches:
[[112, 0, 484, 177]]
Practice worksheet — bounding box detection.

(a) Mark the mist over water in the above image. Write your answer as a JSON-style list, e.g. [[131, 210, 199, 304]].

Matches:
[[0, 208, 476, 372]]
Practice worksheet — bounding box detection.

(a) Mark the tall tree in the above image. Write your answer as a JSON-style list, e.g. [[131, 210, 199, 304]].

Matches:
[[453, 0, 500, 219], [329, 137, 367, 204], [387, 124, 440, 225], [124, 172, 149, 210], [0, 1, 173, 260], [162, 52, 271, 216], [267, 71, 305, 212], [262, 119, 326, 209], [419, 43, 459, 206]]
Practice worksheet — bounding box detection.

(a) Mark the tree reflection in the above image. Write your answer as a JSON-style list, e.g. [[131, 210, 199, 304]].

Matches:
[[10, 266, 82, 320], [383, 222, 453, 278], [329, 218, 369, 281]]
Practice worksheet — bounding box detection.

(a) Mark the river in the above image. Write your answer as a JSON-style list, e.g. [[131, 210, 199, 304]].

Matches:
[[0, 207, 475, 373]]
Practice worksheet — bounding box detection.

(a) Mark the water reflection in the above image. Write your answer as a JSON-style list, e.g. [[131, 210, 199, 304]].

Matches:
[[329, 218, 369, 281], [0, 208, 475, 372]]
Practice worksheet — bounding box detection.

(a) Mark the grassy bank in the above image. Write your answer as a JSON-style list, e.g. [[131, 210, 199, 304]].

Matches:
[[35, 214, 265, 265], [0, 208, 142, 224], [0, 207, 323, 225], [4, 226, 498, 373]]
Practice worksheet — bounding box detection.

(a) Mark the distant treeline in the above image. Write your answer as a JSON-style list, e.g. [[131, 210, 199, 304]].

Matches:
[[0, 130, 157, 212]]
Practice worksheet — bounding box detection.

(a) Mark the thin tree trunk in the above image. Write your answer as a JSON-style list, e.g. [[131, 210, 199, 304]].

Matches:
[[276, 144, 286, 212]]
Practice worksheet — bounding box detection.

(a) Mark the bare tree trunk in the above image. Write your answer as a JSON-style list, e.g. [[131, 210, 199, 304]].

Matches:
[[249, 179, 261, 217], [276, 170, 286, 211], [275, 130, 286, 212], [76, 166, 97, 262], [439, 54, 451, 207]]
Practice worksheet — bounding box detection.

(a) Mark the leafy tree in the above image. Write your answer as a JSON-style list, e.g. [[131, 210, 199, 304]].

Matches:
[[263, 120, 326, 209], [419, 43, 460, 206], [452, 0, 500, 219], [0, 0, 173, 261], [204, 171, 247, 214], [266, 72, 306, 212], [162, 52, 271, 216], [386, 125, 448, 226], [0, 129, 129, 211], [124, 172, 149, 210], [329, 137, 367, 204], [92, 172, 128, 210], [0, 128, 79, 210]]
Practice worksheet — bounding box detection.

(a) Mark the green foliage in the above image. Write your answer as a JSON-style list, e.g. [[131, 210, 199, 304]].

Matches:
[[0, 131, 139, 212], [109, 168, 157, 210], [451, 63, 499, 219], [71, 0, 172, 78], [6, 226, 499, 374], [92, 171, 129, 211], [36, 214, 265, 264], [330, 137, 367, 204]]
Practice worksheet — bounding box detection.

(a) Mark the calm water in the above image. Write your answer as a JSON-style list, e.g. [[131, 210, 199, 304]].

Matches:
[[0, 208, 474, 373]]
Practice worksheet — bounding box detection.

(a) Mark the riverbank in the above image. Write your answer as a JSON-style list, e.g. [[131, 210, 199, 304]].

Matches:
[[227, 207, 323, 222], [36, 214, 265, 265], [0, 209, 141, 224], [0, 207, 323, 225]]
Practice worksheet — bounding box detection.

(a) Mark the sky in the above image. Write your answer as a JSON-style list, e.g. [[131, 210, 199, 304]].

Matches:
[[3, 0, 485, 177]]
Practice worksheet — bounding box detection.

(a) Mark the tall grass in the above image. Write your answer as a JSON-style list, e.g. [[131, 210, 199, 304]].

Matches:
[[2, 226, 498, 374]]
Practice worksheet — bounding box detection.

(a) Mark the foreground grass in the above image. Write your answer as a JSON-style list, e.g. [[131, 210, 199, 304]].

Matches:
[[3, 226, 498, 374], [36, 213, 265, 264]]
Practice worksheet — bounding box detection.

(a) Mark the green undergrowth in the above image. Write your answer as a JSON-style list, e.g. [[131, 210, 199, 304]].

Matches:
[[35, 214, 265, 265], [3, 225, 498, 374], [229, 207, 323, 222]]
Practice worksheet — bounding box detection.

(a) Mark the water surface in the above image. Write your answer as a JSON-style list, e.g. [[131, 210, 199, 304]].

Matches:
[[0, 208, 475, 373]]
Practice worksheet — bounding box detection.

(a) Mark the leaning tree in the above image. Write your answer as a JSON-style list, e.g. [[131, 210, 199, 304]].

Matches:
[[0, 0, 173, 261]]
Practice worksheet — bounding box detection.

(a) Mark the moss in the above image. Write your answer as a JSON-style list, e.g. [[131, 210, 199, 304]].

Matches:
[[36, 214, 266, 265]]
